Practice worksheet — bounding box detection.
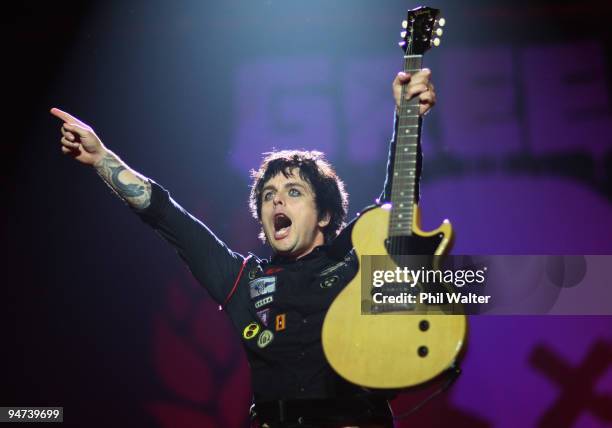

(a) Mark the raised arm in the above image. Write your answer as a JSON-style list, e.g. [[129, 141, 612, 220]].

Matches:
[[50, 107, 151, 209], [49, 107, 244, 304], [380, 69, 436, 203]]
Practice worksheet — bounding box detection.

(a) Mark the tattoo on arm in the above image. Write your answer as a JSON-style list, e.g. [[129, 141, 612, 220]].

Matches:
[[94, 152, 152, 209]]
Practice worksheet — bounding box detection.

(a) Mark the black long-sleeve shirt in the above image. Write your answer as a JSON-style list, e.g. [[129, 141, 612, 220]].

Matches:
[[131, 114, 421, 402]]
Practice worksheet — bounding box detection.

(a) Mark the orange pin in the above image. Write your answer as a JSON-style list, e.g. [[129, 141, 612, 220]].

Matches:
[[275, 314, 286, 331]]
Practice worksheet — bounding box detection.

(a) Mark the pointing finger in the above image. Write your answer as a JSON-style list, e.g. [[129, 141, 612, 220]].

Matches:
[[50, 107, 79, 124], [50, 107, 90, 130]]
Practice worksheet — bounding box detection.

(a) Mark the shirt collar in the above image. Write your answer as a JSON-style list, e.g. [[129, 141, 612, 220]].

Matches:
[[271, 244, 330, 265]]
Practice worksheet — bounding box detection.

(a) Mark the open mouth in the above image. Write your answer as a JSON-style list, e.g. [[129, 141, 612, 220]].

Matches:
[[273, 213, 292, 240]]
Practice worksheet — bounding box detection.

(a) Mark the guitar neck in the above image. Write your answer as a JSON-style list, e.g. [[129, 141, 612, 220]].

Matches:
[[388, 54, 423, 238]]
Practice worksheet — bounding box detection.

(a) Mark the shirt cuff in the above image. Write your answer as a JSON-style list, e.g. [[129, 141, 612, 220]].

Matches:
[[130, 179, 171, 224]]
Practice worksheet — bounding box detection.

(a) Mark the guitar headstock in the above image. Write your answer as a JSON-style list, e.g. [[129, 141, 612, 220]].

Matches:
[[399, 6, 445, 55]]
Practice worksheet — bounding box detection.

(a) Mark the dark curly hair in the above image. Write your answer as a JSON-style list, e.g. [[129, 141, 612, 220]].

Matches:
[[249, 150, 348, 243]]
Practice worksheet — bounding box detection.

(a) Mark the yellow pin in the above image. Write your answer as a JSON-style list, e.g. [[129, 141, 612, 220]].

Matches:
[[243, 322, 260, 339]]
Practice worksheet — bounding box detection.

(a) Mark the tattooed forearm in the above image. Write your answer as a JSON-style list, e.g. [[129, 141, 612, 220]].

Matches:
[[94, 151, 152, 209]]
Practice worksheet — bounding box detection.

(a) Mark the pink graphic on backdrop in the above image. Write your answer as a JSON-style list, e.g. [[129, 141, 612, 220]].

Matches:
[[530, 341, 612, 427], [445, 317, 612, 428], [147, 274, 251, 427], [230, 57, 337, 174], [437, 47, 522, 156], [522, 41, 612, 157]]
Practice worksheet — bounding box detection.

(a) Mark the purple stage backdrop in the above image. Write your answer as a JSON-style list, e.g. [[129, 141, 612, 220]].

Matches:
[[5, 1, 611, 427]]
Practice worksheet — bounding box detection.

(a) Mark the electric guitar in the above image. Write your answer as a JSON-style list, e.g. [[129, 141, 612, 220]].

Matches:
[[322, 7, 467, 389]]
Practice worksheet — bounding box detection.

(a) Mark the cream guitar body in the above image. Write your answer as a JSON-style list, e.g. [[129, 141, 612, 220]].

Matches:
[[322, 204, 466, 388]]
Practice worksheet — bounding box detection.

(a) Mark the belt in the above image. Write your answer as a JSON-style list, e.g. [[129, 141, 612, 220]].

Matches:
[[251, 397, 393, 427]]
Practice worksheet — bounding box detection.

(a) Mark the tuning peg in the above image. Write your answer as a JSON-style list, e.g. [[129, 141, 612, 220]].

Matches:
[[400, 31, 407, 38], [435, 28, 443, 36], [402, 20, 408, 29], [437, 17, 446, 27], [398, 41, 406, 48], [432, 37, 441, 47]]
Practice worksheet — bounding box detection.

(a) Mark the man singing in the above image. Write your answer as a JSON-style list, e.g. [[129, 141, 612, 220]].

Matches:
[[50, 69, 436, 428]]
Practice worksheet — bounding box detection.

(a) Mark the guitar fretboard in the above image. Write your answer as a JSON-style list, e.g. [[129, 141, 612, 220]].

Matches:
[[388, 54, 423, 237]]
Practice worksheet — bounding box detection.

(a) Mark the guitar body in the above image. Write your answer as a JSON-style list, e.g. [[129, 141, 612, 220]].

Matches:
[[321, 204, 467, 388]]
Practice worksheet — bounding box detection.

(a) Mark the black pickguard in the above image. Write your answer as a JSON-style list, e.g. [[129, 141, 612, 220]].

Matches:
[[385, 233, 444, 256]]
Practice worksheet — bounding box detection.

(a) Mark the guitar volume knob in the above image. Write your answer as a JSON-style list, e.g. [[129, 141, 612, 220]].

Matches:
[[418, 346, 429, 357]]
